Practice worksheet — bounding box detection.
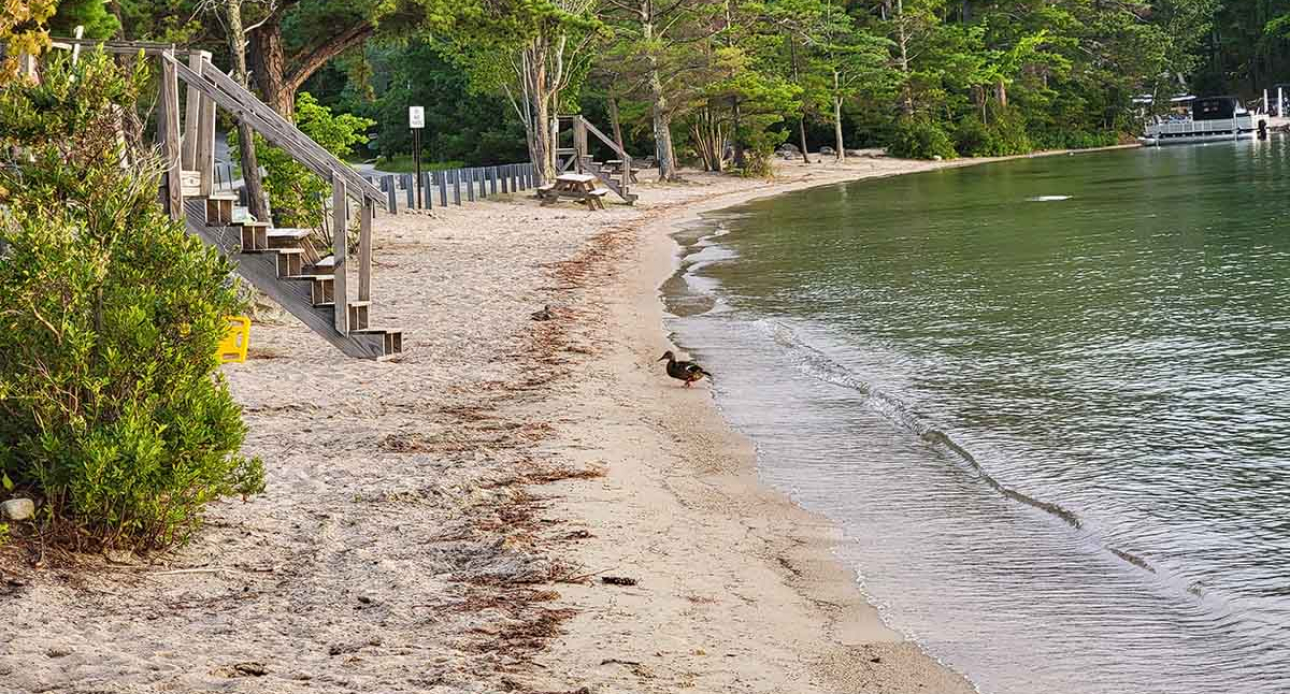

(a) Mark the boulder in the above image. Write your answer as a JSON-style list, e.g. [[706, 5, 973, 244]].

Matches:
[[819, 146, 836, 155], [1, 498, 35, 521], [778, 142, 801, 154], [845, 149, 866, 157]]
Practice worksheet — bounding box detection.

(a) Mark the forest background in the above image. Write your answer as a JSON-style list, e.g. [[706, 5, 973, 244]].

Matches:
[[27, 0, 1290, 170]]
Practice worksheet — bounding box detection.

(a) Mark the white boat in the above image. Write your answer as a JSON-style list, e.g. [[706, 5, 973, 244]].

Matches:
[[1140, 97, 1260, 146]]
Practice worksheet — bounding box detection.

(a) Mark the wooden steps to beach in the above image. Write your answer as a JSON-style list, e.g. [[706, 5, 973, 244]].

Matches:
[[555, 115, 639, 205], [183, 197, 402, 360], [37, 36, 405, 360]]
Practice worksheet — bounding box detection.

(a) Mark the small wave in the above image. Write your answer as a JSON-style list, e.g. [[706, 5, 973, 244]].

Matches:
[[1027, 195, 1072, 202], [758, 321, 1159, 573]]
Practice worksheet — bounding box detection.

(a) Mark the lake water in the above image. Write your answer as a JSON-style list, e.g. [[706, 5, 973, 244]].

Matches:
[[664, 143, 1290, 694]]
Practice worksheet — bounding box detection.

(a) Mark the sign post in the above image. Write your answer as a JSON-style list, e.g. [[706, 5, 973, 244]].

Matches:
[[409, 106, 425, 209]]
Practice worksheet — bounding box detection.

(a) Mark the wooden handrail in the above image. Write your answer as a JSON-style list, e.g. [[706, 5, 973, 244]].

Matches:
[[49, 37, 206, 57], [161, 52, 387, 211]]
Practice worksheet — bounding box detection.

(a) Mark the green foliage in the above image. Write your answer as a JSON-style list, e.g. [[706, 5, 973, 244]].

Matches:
[[887, 116, 956, 160], [372, 156, 468, 173], [231, 92, 374, 229], [953, 111, 1031, 157], [0, 52, 263, 551], [351, 40, 529, 165], [49, 0, 121, 39]]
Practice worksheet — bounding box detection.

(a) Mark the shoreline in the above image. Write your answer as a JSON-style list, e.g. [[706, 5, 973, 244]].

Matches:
[[0, 147, 1140, 692]]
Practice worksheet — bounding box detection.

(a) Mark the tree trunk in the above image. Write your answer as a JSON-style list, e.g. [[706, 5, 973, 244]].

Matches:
[[649, 68, 678, 180], [833, 95, 846, 161], [643, 8, 678, 181], [250, 13, 292, 118], [248, 15, 374, 119], [789, 33, 810, 164], [896, 0, 914, 116], [224, 0, 269, 222], [527, 38, 556, 184], [995, 79, 1007, 109], [608, 95, 625, 152], [731, 97, 745, 170]]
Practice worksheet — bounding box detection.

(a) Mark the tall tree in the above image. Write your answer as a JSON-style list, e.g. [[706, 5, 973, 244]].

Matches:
[[248, 0, 423, 118], [429, 0, 603, 183], [600, 0, 724, 180]]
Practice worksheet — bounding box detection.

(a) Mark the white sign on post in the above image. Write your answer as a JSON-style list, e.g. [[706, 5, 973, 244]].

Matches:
[[409, 106, 425, 129]]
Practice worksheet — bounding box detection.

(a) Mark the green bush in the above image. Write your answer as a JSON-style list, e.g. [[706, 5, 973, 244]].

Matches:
[[231, 92, 375, 230], [887, 116, 957, 160], [0, 51, 264, 550], [1030, 128, 1119, 151], [953, 112, 1033, 157]]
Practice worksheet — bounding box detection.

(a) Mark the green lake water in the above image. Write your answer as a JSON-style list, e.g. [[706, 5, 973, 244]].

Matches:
[[665, 141, 1290, 693]]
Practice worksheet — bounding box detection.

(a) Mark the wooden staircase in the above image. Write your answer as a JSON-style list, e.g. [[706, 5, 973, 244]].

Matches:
[[556, 115, 639, 204], [46, 38, 406, 360], [183, 194, 401, 360], [44, 37, 402, 358]]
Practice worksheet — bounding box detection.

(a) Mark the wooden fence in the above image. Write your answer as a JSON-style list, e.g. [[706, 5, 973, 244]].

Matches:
[[363, 163, 538, 213], [210, 161, 539, 214]]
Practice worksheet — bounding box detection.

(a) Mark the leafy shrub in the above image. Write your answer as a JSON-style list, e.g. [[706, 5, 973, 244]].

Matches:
[[887, 116, 957, 160], [231, 92, 375, 230], [953, 112, 1033, 157], [1030, 128, 1118, 151], [0, 51, 264, 551]]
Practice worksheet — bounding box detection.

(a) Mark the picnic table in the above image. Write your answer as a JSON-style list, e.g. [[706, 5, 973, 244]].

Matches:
[[603, 159, 641, 183], [538, 173, 609, 210]]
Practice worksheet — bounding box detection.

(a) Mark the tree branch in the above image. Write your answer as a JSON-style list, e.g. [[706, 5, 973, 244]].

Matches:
[[283, 21, 375, 93]]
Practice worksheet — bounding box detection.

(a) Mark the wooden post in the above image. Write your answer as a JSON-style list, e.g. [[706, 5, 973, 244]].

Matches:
[[160, 50, 183, 221], [195, 52, 216, 197], [384, 175, 397, 213], [18, 52, 37, 81], [577, 118, 589, 168], [404, 174, 414, 208], [501, 165, 510, 194], [331, 175, 349, 333], [359, 200, 374, 302], [440, 171, 449, 206], [422, 172, 433, 209], [466, 169, 476, 202], [182, 53, 203, 168], [488, 167, 498, 196], [452, 169, 461, 205]]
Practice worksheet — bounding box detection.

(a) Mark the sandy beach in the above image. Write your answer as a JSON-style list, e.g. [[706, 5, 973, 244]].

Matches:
[[0, 150, 1101, 693]]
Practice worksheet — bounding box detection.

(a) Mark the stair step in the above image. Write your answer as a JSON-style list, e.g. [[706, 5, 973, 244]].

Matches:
[[266, 228, 312, 249], [205, 192, 239, 201], [310, 256, 335, 269], [275, 248, 307, 278], [352, 327, 403, 358]]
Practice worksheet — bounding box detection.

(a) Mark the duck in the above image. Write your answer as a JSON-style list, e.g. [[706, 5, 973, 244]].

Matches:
[[531, 305, 555, 321], [658, 350, 712, 388]]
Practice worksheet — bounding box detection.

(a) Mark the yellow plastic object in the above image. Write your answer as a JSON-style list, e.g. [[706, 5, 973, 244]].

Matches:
[[218, 316, 251, 364]]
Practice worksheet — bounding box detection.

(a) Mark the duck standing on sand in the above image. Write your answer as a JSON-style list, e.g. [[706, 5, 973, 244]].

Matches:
[[659, 350, 712, 388]]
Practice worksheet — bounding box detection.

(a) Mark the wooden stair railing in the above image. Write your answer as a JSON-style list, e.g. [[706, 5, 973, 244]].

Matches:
[[557, 115, 638, 204], [46, 38, 402, 359]]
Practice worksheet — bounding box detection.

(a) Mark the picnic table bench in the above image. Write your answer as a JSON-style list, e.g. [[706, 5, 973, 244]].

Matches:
[[603, 159, 641, 183], [538, 173, 610, 210]]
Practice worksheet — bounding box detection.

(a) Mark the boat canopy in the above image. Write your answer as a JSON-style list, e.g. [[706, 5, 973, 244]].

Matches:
[[1192, 97, 1245, 121]]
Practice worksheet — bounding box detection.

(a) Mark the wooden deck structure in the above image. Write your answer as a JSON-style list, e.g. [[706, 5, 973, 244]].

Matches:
[[39, 38, 402, 360], [555, 115, 639, 204]]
